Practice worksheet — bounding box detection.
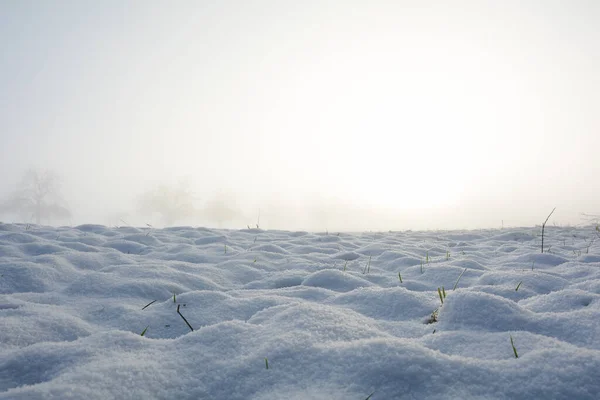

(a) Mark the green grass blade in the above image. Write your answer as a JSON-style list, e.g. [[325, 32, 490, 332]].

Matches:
[[510, 335, 519, 358], [453, 268, 467, 290]]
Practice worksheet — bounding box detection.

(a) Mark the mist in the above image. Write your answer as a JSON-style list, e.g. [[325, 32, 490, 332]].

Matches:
[[1, 1, 598, 231]]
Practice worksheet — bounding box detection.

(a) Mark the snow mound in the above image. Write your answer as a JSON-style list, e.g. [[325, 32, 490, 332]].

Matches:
[[1, 224, 600, 399]]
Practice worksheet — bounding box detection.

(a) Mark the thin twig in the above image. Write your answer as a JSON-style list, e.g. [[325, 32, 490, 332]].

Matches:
[[177, 304, 194, 331], [142, 299, 157, 310]]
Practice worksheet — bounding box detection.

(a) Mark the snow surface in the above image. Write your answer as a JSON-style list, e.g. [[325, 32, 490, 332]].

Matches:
[[1, 223, 600, 399]]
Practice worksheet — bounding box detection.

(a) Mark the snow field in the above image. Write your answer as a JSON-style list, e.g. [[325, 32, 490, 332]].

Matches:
[[1, 223, 600, 399]]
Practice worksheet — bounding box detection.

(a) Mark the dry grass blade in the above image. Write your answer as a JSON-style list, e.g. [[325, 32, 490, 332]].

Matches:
[[541, 207, 556, 253], [142, 300, 157, 310], [177, 304, 194, 331]]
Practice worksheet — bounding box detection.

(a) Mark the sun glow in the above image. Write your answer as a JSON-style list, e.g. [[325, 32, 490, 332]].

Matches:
[[3, 1, 598, 229]]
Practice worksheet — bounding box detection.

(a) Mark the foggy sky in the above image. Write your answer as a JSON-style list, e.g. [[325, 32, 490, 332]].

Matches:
[[1, 1, 599, 231]]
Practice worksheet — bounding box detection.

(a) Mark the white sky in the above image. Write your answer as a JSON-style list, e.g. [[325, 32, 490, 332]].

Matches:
[[1, 1, 598, 230]]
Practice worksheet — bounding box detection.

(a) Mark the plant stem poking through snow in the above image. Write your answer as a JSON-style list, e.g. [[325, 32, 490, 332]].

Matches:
[[140, 326, 149, 336], [510, 335, 519, 358], [515, 281, 523, 291], [142, 300, 157, 310], [541, 207, 556, 253], [363, 255, 371, 274], [265, 358, 269, 369], [453, 268, 467, 290], [437, 287, 446, 304], [426, 309, 439, 324], [398, 272, 402, 283], [177, 304, 194, 331], [364, 391, 375, 400]]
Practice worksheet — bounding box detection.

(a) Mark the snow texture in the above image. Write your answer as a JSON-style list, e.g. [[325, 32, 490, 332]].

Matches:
[[1, 223, 600, 399]]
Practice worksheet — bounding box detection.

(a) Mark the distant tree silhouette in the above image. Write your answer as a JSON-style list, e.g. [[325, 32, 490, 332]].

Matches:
[[0, 169, 71, 225], [137, 183, 199, 226], [201, 192, 243, 228]]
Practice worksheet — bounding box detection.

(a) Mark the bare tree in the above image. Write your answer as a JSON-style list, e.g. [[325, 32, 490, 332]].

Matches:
[[137, 183, 199, 226], [201, 192, 244, 228], [0, 169, 71, 225]]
